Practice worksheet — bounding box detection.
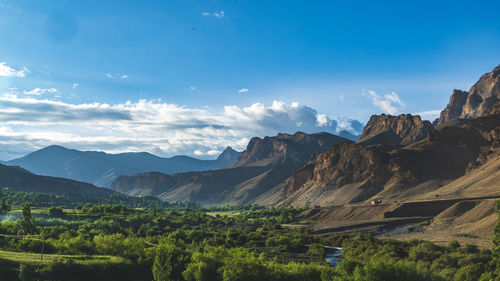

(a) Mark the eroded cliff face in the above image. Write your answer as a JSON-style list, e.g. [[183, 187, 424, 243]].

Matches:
[[358, 114, 434, 146], [434, 89, 469, 125], [231, 132, 345, 167], [435, 64, 500, 126], [310, 142, 387, 189]]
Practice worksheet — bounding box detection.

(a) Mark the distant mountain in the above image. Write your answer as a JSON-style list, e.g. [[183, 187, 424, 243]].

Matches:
[[111, 132, 347, 204], [357, 114, 434, 146], [0, 163, 113, 198], [338, 130, 360, 141], [435, 64, 500, 126], [1, 146, 241, 187]]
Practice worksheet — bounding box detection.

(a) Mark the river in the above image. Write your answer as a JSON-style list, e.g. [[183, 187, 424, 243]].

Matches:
[[324, 247, 342, 267]]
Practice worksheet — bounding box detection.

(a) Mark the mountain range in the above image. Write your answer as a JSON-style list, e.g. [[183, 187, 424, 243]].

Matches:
[[1, 63, 500, 245], [111, 132, 347, 204], [113, 64, 500, 207], [1, 145, 241, 187]]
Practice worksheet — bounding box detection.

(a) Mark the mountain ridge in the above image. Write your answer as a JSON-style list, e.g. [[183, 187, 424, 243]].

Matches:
[[1, 145, 241, 187], [111, 131, 348, 204]]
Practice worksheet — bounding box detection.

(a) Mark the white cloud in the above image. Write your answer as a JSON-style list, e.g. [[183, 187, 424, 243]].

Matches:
[[0, 95, 352, 160], [202, 11, 225, 18], [315, 114, 329, 127], [214, 11, 225, 18], [365, 90, 405, 115], [194, 149, 221, 156], [416, 110, 441, 121], [190, 86, 196, 91], [336, 118, 364, 135], [23, 88, 58, 96], [238, 88, 249, 93], [106, 73, 129, 80], [72, 83, 79, 89], [0, 62, 29, 77]]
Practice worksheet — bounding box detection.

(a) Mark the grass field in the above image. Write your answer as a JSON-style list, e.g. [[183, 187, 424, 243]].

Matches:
[[205, 211, 241, 217], [281, 223, 307, 229], [0, 250, 128, 265], [8, 207, 84, 215]]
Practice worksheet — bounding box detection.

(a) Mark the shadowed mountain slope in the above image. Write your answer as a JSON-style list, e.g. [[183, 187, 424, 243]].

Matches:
[[0, 163, 113, 198]]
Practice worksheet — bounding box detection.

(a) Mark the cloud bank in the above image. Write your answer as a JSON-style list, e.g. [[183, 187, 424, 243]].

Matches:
[[0, 95, 363, 160]]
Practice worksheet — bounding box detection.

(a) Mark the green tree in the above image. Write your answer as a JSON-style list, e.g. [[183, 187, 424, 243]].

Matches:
[[48, 207, 66, 218], [152, 241, 190, 281], [183, 247, 226, 281], [221, 248, 268, 281], [21, 202, 35, 234], [0, 198, 10, 213]]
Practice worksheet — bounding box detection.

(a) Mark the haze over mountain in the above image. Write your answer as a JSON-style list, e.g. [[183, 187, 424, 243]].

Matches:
[[1, 145, 241, 187]]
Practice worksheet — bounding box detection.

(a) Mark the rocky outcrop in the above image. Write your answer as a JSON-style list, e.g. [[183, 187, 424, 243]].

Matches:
[[435, 64, 500, 126], [358, 114, 434, 146], [309, 142, 388, 189], [231, 132, 345, 167], [434, 89, 469, 125], [462, 65, 500, 118]]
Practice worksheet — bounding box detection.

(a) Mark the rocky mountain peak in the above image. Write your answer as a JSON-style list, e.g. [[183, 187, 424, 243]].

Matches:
[[232, 132, 346, 167], [434, 89, 469, 125], [215, 146, 241, 168], [358, 114, 434, 146], [435, 64, 500, 126]]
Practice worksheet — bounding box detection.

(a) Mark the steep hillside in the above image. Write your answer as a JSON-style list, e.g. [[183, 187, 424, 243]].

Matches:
[[0, 163, 113, 198], [435, 64, 500, 126], [358, 114, 434, 146], [2, 146, 241, 187], [111, 132, 346, 204]]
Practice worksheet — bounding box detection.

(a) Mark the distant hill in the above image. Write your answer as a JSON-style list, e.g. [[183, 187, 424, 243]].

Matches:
[[111, 132, 347, 204], [338, 130, 360, 142], [1, 146, 241, 187], [0, 163, 113, 198]]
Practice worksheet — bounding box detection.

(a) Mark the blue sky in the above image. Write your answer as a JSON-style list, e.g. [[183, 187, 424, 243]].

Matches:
[[1, 0, 500, 159]]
